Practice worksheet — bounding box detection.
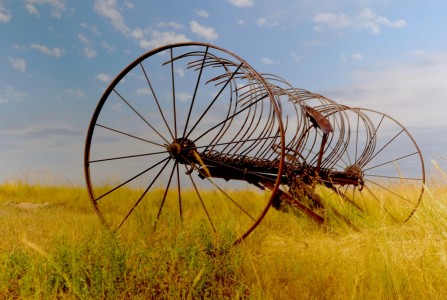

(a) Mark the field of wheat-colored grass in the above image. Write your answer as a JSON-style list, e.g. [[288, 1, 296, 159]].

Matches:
[[1, 164, 447, 299]]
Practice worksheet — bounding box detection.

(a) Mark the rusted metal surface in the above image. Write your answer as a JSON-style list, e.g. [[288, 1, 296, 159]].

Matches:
[[85, 42, 425, 243]]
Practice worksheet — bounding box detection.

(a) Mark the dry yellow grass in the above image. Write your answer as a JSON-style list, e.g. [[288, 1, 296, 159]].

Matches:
[[0, 167, 446, 298]]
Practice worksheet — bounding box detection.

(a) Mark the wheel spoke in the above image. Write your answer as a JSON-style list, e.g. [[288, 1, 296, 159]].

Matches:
[[88, 150, 167, 164], [182, 46, 209, 138], [113, 89, 170, 144], [95, 123, 165, 147], [180, 154, 257, 221], [94, 156, 170, 202], [169, 48, 178, 139], [153, 161, 177, 230], [361, 184, 399, 223], [365, 174, 422, 181], [362, 151, 418, 172], [140, 62, 174, 141], [117, 158, 172, 230], [363, 129, 404, 166], [332, 185, 364, 212], [187, 168, 216, 233], [176, 163, 183, 221], [363, 177, 414, 205]]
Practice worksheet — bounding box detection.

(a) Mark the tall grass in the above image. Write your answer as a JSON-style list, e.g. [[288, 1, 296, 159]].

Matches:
[[1, 168, 447, 299]]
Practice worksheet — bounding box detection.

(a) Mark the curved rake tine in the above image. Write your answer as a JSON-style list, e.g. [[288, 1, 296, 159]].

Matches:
[[193, 92, 270, 144], [185, 63, 244, 140]]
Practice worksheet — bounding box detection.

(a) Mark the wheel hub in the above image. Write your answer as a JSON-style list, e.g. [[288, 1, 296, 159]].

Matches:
[[167, 138, 197, 164]]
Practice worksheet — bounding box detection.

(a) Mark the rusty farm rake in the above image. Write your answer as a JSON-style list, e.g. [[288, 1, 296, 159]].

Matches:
[[84, 43, 425, 243]]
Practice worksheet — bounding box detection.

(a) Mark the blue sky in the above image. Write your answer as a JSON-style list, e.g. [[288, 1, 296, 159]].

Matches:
[[1, 0, 446, 184]]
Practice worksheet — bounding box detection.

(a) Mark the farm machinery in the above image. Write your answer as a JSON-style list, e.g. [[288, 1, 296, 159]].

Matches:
[[84, 43, 425, 243]]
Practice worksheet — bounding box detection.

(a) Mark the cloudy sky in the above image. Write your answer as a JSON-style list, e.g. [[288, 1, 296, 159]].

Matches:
[[1, 0, 446, 183]]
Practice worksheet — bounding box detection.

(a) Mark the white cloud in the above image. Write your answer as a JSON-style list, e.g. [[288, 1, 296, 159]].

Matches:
[[352, 53, 363, 60], [111, 103, 123, 112], [80, 23, 101, 35], [0, 2, 12, 22], [157, 21, 184, 30], [101, 41, 115, 53], [312, 12, 350, 31], [9, 57, 27, 72], [25, 4, 39, 16], [0, 85, 28, 104], [96, 73, 112, 83], [136, 88, 151, 95], [290, 53, 301, 64], [124, 0, 134, 9], [228, 0, 253, 8], [176, 92, 191, 102], [195, 9, 209, 18], [359, 8, 406, 34], [139, 29, 189, 49], [24, 0, 67, 18], [78, 33, 90, 44], [30, 44, 64, 58], [261, 57, 276, 65], [130, 27, 144, 39], [13, 44, 26, 50], [83, 47, 97, 58], [66, 88, 85, 98], [190, 20, 218, 41], [94, 0, 188, 50], [0, 125, 82, 138], [341, 52, 364, 62], [312, 8, 406, 34], [175, 67, 185, 78], [364, 21, 380, 34], [254, 17, 279, 27], [78, 33, 97, 58], [328, 52, 447, 129], [255, 18, 267, 26], [94, 0, 130, 35]]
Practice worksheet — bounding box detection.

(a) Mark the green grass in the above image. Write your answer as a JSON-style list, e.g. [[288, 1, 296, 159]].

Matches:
[[1, 177, 447, 299]]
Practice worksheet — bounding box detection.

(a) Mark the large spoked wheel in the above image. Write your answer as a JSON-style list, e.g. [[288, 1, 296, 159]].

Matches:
[[314, 108, 425, 225], [84, 43, 285, 243]]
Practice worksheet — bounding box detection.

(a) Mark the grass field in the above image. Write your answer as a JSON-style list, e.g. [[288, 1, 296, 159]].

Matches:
[[1, 167, 447, 299]]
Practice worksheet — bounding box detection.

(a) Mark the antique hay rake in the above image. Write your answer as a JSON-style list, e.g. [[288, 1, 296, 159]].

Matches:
[[84, 43, 425, 243]]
